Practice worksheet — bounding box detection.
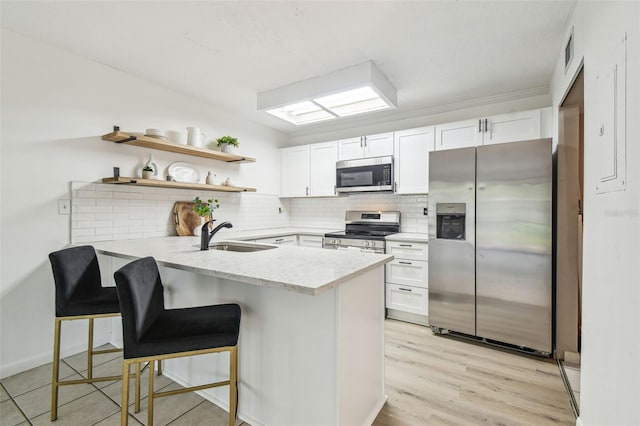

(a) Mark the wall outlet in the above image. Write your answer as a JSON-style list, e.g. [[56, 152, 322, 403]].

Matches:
[[423, 207, 428, 215], [58, 199, 70, 215]]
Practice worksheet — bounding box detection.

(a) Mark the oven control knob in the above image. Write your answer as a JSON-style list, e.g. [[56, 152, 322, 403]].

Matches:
[[364, 241, 370, 247], [337, 239, 341, 244]]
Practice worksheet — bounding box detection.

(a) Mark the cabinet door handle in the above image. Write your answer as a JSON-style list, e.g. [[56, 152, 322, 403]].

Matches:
[[275, 238, 284, 242], [484, 118, 488, 133], [399, 287, 413, 292], [394, 181, 398, 192], [399, 244, 413, 247], [479, 119, 482, 133], [306, 186, 309, 196], [399, 261, 413, 265], [364, 136, 367, 147], [360, 136, 363, 148], [334, 185, 337, 195]]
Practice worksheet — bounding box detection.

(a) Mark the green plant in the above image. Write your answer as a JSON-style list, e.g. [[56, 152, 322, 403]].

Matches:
[[216, 135, 239, 148], [193, 196, 219, 218], [142, 165, 154, 171]]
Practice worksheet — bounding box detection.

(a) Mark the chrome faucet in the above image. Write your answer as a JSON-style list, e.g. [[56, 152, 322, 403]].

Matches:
[[200, 220, 233, 250]]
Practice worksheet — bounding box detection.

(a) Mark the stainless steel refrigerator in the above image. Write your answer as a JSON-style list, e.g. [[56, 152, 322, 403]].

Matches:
[[428, 138, 552, 355]]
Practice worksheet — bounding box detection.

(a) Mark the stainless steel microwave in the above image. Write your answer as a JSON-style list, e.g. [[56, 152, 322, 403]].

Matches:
[[335, 156, 394, 193]]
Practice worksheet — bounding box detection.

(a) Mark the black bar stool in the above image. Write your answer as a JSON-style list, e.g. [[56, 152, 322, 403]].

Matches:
[[49, 245, 145, 420], [113, 256, 241, 426]]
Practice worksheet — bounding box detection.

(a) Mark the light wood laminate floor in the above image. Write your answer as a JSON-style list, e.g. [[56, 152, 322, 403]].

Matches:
[[374, 319, 575, 426]]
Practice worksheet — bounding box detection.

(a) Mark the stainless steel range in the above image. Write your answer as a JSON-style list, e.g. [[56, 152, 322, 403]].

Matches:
[[323, 211, 400, 254]]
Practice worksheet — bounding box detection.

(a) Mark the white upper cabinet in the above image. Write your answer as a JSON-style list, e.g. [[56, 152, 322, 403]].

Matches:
[[364, 132, 394, 157], [435, 108, 545, 150], [435, 119, 483, 151], [280, 141, 338, 198], [309, 141, 338, 196], [337, 137, 364, 160], [394, 126, 435, 194], [281, 145, 310, 197], [483, 109, 542, 145], [337, 132, 394, 160]]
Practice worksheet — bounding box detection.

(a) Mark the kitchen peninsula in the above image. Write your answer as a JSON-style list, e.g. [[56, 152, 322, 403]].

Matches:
[[91, 236, 392, 426]]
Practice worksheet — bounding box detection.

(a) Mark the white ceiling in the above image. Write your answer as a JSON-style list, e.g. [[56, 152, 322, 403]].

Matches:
[[1, 1, 575, 137]]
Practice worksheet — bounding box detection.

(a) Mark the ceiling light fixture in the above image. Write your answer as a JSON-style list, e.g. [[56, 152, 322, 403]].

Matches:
[[258, 61, 397, 125]]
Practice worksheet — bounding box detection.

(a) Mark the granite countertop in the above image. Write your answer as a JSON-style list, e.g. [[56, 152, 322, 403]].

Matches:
[[386, 233, 429, 243], [91, 236, 392, 296]]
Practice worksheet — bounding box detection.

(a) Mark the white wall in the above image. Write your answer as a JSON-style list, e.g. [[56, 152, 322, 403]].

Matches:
[[0, 30, 287, 378], [550, 3, 640, 425]]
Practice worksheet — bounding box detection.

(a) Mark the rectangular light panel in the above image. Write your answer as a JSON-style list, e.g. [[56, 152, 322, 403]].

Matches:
[[314, 86, 391, 117]]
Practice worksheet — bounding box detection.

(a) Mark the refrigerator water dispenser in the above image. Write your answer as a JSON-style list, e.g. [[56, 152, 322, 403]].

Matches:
[[436, 203, 466, 240]]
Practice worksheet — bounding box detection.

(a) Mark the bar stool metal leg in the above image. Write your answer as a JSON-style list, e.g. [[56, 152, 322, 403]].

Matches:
[[230, 346, 238, 426], [121, 361, 131, 426], [51, 318, 62, 421], [148, 360, 155, 426], [134, 362, 141, 413], [87, 318, 94, 380], [157, 359, 162, 376]]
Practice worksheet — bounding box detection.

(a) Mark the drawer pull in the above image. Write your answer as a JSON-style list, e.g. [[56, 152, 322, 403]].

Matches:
[[398, 287, 413, 292], [399, 244, 412, 247], [275, 238, 284, 242], [398, 261, 413, 265]]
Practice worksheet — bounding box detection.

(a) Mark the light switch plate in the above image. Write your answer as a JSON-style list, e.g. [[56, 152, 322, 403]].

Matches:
[[58, 199, 70, 215]]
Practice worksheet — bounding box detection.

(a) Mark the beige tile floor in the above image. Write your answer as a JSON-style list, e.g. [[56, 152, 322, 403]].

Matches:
[[0, 344, 243, 426]]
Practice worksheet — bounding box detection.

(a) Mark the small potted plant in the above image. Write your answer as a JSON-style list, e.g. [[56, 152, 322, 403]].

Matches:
[[142, 165, 154, 179], [193, 196, 219, 233], [216, 135, 239, 153]]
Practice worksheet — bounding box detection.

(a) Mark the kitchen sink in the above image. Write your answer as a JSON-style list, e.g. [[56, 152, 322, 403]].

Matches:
[[208, 241, 277, 252]]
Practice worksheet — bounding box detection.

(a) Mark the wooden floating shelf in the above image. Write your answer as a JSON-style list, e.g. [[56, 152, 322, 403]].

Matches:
[[102, 177, 256, 192], [101, 131, 256, 163]]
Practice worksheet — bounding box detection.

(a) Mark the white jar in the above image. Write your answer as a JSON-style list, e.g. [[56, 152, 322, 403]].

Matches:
[[206, 171, 217, 185]]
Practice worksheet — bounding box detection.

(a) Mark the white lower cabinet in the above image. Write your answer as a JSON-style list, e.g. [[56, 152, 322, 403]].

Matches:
[[255, 235, 297, 246], [385, 258, 428, 288], [386, 284, 429, 316], [298, 234, 324, 248], [385, 240, 429, 325]]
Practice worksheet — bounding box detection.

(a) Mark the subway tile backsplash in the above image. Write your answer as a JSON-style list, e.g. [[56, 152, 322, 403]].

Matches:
[[70, 182, 427, 243], [287, 193, 428, 233], [70, 182, 290, 243]]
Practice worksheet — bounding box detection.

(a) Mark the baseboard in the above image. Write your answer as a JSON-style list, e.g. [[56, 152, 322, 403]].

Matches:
[[363, 394, 387, 425], [0, 332, 111, 379], [387, 309, 429, 326], [160, 369, 262, 426]]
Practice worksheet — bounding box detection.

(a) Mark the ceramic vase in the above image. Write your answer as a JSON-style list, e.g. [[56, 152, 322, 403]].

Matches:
[[220, 144, 235, 153]]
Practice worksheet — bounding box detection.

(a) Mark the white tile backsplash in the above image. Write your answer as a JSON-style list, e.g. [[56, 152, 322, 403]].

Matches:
[[70, 181, 290, 243], [70, 182, 427, 243], [287, 193, 428, 233]]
